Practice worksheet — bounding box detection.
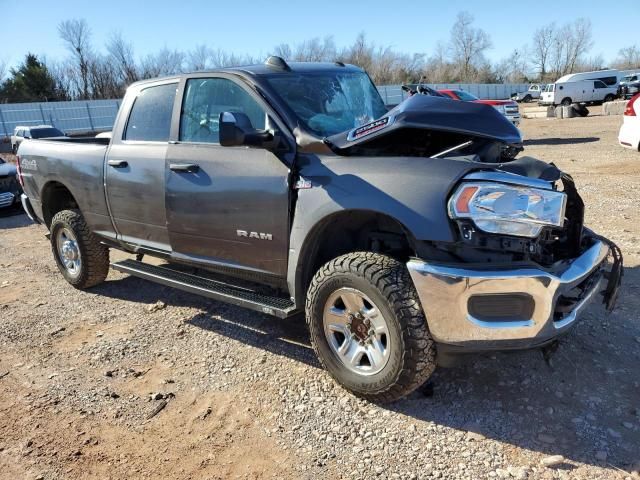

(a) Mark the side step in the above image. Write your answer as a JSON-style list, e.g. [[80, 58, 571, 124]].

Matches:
[[111, 259, 297, 319]]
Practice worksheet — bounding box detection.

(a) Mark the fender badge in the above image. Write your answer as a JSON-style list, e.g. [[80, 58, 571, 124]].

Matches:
[[347, 116, 393, 141], [294, 178, 313, 189]]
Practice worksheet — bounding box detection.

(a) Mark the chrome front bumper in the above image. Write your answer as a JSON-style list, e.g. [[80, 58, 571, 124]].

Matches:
[[407, 240, 611, 349]]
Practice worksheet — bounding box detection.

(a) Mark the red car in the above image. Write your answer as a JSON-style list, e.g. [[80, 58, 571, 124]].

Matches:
[[438, 89, 521, 126]]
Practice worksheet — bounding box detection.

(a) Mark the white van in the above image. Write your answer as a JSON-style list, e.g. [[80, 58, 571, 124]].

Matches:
[[540, 79, 618, 106], [555, 69, 620, 86]]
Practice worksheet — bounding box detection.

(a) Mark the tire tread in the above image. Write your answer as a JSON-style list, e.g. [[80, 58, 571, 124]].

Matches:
[[306, 252, 436, 403]]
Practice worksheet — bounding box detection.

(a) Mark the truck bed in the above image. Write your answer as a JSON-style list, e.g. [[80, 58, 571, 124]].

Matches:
[[18, 138, 113, 238]]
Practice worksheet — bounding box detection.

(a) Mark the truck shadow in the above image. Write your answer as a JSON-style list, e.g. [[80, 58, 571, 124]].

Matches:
[[0, 210, 33, 229], [93, 265, 639, 472]]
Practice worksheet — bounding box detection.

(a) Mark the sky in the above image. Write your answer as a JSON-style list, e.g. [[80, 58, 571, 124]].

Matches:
[[1, 0, 637, 70]]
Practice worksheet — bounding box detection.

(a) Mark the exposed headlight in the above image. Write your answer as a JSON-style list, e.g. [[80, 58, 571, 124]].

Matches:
[[493, 105, 506, 113], [448, 182, 567, 238]]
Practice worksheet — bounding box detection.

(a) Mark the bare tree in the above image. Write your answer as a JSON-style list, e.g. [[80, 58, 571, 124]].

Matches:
[[287, 36, 336, 62], [494, 48, 531, 83], [338, 32, 375, 72], [107, 32, 138, 86], [548, 19, 593, 79], [532, 24, 555, 80], [186, 44, 213, 71], [58, 19, 93, 99], [139, 48, 185, 78], [566, 18, 593, 74], [449, 11, 492, 82], [614, 45, 640, 69]]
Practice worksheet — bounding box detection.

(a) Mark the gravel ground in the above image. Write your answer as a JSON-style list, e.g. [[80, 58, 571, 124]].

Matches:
[[0, 111, 639, 480]]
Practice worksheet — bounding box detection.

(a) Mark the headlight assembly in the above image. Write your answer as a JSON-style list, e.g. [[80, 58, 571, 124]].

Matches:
[[448, 182, 567, 238]]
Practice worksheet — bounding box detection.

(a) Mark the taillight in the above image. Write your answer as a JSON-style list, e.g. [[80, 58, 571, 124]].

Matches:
[[16, 155, 24, 187], [624, 93, 640, 116]]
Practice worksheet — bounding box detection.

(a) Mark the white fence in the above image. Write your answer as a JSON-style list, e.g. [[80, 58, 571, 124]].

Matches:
[[0, 99, 120, 148], [377, 83, 530, 105]]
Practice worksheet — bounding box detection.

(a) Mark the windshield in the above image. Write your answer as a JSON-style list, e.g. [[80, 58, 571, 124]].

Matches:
[[453, 90, 478, 102], [31, 127, 64, 138], [265, 71, 388, 137]]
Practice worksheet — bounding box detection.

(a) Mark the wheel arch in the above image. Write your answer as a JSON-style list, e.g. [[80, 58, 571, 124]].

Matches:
[[41, 180, 80, 228], [288, 208, 419, 309]]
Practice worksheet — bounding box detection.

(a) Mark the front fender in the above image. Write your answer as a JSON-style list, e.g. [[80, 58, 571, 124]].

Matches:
[[287, 153, 482, 305]]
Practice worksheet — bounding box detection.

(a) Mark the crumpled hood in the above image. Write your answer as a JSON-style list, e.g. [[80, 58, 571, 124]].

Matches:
[[326, 94, 522, 151]]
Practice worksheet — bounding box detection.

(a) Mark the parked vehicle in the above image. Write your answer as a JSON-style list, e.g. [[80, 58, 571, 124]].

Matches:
[[619, 72, 639, 86], [511, 84, 544, 103], [554, 69, 621, 87], [11, 125, 67, 154], [619, 80, 640, 100], [0, 156, 23, 210], [437, 89, 521, 126], [539, 80, 618, 106], [618, 93, 640, 152], [17, 58, 623, 402]]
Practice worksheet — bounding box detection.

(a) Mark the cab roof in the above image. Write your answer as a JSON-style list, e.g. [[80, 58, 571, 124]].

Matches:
[[129, 57, 363, 89]]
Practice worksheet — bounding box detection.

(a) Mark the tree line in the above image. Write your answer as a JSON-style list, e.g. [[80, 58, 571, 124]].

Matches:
[[1, 13, 638, 103]]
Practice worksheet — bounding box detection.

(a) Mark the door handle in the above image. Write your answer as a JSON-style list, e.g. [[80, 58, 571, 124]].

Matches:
[[170, 163, 200, 173], [108, 159, 128, 168]]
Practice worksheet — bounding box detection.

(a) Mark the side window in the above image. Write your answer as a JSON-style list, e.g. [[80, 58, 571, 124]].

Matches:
[[594, 81, 606, 89], [124, 83, 177, 142], [180, 78, 266, 144]]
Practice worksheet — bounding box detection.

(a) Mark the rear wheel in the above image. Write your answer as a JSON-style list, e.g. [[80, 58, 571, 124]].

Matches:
[[561, 97, 572, 106], [604, 94, 615, 103], [50, 209, 110, 289], [306, 252, 436, 403]]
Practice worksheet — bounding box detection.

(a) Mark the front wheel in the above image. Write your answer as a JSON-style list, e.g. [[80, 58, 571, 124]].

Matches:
[[50, 209, 110, 289], [306, 252, 436, 403], [604, 94, 615, 103], [523, 94, 532, 103]]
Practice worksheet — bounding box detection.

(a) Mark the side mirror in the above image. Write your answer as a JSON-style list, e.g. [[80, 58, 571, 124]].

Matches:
[[219, 111, 272, 147]]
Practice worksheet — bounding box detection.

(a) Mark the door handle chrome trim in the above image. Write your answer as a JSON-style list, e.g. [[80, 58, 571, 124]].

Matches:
[[169, 163, 200, 173], [108, 159, 128, 168]]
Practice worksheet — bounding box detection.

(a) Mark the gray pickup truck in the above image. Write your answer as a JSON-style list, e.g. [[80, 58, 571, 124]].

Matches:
[[17, 57, 622, 402]]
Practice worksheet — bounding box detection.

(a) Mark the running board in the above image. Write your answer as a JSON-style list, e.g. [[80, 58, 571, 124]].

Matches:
[[111, 259, 297, 319]]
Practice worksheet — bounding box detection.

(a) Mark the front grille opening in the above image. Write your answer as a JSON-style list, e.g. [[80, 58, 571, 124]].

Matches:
[[554, 268, 603, 321], [468, 293, 535, 322]]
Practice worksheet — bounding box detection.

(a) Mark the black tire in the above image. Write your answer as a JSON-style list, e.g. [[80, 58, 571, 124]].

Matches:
[[523, 94, 532, 103], [11, 144, 17, 154], [561, 97, 572, 106], [604, 94, 615, 103], [306, 252, 436, 403], [50, 209, 109, 289]]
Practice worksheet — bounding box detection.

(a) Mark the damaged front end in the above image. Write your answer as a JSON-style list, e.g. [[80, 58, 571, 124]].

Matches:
[[313, 91, 622, 351], [325, 94, 523, 162], [407, 164, 623, 351]]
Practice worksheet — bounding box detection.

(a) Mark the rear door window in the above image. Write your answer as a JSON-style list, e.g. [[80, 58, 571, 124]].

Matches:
[[124, 83, 178, 142]]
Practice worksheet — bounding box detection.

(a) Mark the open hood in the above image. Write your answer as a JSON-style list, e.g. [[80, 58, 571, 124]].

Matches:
[[326, 94, 522, 152]]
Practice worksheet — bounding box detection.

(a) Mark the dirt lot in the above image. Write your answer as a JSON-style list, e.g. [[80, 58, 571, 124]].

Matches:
[[0, 111, 639, 480]]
